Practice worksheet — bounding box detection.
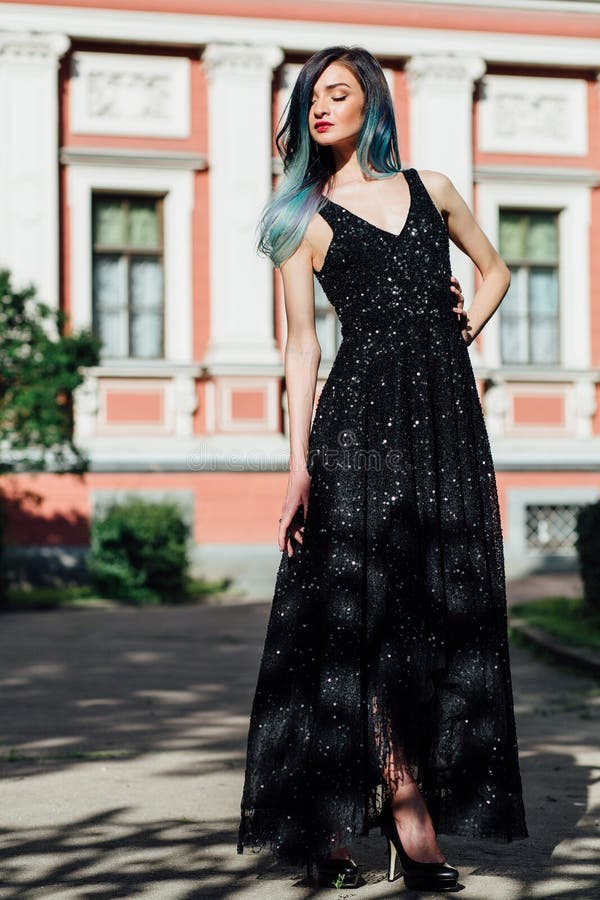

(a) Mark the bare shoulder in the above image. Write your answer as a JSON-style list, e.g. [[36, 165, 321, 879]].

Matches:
[[280, 233, 313, 272], [304, 209, 333, 272], [305, 209, 330, 246], [415, 169, 455, 212]]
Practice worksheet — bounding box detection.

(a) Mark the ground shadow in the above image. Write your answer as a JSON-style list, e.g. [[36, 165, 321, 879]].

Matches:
[[0, 603, 598, 898]]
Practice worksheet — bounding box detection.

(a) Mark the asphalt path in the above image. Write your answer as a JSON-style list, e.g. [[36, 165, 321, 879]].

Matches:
[[0, 596, 598, 899]]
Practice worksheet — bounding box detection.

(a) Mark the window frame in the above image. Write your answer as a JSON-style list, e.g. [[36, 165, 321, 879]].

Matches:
[[67, 164, 194, 368], [498, 207, 561, 367], [524, 502, 584, 553], [506, 486, 600, 566], [91, 189, 166, 361], [474, 177, 591, 372]]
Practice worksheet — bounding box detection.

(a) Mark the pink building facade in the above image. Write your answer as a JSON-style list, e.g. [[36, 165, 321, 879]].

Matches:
[[1, 0, 600, 595]]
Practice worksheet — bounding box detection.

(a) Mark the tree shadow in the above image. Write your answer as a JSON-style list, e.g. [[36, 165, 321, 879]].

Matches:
[[0, 603, 598, 898], [0, 605, 266, 779], [1, 482, 89, 589], [1, 482, 89, 546]]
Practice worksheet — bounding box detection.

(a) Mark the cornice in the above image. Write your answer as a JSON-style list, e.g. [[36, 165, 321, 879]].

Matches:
[[0, 6, 599, 68]]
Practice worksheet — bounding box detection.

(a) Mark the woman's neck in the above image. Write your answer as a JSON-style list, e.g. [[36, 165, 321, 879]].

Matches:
[[327, 145, 370, 187]]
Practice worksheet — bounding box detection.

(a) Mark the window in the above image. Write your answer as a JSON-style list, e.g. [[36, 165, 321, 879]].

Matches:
[[92, 193, 165, 359], [314, 277, 342, 363], [498, 209, 560, 365], [525, 503, 584, 553]]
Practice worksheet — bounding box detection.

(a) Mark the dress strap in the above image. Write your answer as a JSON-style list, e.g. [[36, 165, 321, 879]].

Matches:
[[406, 167, 447, 227], [316, 196, 341, 230], [402, 167, 420, 197]]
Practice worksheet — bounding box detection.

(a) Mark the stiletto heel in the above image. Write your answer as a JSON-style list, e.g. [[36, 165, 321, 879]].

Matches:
[[387, 836, 398, 881], [379, 798, 459, 891]]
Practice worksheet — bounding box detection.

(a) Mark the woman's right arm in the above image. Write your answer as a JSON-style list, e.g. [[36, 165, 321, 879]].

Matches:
[[277, 235, 321, 557]]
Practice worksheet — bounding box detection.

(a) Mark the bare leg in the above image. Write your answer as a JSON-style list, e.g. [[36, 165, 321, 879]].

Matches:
[[384, 749, 445, 864]]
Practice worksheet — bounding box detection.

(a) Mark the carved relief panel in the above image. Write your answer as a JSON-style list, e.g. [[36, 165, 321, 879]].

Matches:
[[478, 75, 587, 156], [70, 51, 190, 138]]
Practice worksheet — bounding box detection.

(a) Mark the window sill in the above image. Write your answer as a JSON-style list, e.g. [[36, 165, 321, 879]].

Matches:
[[473, 364, 600, 382], [87, 360, 207, 378]]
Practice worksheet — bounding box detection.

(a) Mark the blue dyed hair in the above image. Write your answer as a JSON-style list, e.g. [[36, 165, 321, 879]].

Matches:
[[257, 46, 403, 268]]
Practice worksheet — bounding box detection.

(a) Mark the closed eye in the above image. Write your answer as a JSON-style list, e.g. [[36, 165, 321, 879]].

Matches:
[[309, 96, 347, 104]]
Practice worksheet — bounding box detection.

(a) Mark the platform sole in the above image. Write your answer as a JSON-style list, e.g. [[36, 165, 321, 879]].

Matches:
[[403, 872, 459, 891]]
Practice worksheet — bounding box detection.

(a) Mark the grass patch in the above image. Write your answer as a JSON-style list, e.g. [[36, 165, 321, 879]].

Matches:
[[2, 576, 232, 611], [508, 625, 599, 684], [511, 596, 600, 652], [3, 585, 98, 610], [184, 576, 232, 601]]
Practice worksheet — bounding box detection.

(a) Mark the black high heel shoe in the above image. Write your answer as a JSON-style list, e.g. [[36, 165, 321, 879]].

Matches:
[[306, 851, 361, 889], [379, 798, 459, 892]]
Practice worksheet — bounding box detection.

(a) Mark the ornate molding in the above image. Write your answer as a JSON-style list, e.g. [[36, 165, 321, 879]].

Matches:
[[405, 54, 486, 90], [0, 30, 70, 64], [202, 42, 284, 82]]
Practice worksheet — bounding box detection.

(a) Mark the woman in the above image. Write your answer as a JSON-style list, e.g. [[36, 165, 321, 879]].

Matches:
[[237, 45, 527, 892]]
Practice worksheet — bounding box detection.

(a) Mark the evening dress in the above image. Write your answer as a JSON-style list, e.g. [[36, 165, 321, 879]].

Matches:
[[237, 167, 528, 868]]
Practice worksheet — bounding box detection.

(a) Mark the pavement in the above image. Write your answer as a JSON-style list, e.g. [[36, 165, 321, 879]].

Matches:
[[0, 573, 598, 900], [504, 571, 584, 607]]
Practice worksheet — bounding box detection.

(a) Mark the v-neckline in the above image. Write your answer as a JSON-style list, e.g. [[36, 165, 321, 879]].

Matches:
[[320, 169, 414, 240]]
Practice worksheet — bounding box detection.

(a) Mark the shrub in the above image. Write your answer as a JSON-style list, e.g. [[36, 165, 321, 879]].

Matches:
[[0, 268, 100, 606], [87, 497, 190, 604], [574, 501, 600, 613], [0, 267, 100, 474]]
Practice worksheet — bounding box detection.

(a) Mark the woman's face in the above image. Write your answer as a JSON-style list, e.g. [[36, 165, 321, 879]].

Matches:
[[308, 62, 365, 147]]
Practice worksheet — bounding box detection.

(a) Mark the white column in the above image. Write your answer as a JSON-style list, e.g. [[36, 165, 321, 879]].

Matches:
[[572, 379, 597, 439], [73, 375, 99, 442], [0, 31, 70, 311], [202, 42, 284, 369], [483, 380, 508, 438], [173, 373, 198, 438], [406, 55, 485, 356]]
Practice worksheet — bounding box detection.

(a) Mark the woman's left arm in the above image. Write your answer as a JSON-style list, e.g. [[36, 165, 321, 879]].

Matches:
[[421, 170, 511, 346]]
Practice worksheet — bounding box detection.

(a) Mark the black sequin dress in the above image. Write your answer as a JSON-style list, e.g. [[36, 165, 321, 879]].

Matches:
[[237, 167, 528, 867]]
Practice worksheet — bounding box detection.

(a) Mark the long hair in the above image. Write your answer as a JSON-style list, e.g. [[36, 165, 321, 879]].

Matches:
[[257, 46, 402, 268]]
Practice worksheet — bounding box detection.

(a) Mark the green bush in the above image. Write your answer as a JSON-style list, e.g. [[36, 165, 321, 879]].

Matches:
[[87, 497, 190, 604], [575, 501, 600, 612]]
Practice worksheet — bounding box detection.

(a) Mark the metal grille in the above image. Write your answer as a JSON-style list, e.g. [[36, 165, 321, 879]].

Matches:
[[525, 504, 583, 552]]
